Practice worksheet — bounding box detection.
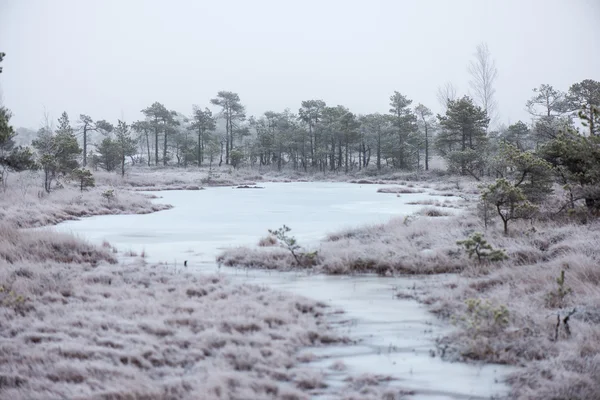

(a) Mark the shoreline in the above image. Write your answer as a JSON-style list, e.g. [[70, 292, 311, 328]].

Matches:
[[4, 169, 598, 398], [214, 179, 600, 399], [0, 172, 415, 399]]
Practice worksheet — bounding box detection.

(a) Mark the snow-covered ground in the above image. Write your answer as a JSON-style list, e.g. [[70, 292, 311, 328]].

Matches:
[[54, 182, 512, 399]]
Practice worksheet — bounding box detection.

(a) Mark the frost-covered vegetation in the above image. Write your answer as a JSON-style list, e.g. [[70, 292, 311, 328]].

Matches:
[[0, 171, 170, 228], [2, 36, 600, 399], [0, 224, 362, 399], [0, 56, 415, 400], [423, 221, 600, 399], [212, 80, 600, 398], [220, 193, 600, 398]]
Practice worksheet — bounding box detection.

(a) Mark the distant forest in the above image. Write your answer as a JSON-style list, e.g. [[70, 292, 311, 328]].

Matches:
[[1, 48, 599, 212], [11, 79, 600, 174], [17, 80, 600, 174]]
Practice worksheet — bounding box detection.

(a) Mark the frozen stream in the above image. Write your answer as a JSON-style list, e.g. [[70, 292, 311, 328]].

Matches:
[[54, 182, 511, 399]]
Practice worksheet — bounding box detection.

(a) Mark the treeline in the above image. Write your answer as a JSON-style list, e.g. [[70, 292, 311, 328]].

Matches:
[[15, 79, 599, 176], [129, 91, 435, 172], [1, 49, 599, 214]]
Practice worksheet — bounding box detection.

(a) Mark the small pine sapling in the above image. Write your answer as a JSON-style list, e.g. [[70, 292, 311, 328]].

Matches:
[[546, 269, 573, 309], [268, 225, 302, 265], [101, 188, 115, 203], [268, 225, 317, 267], [72, 168, 95, 192], [457, 232, 508, 264]]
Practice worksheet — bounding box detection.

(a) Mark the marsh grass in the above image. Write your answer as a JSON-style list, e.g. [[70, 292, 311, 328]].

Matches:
[[5, 166, 597, 398], [377, 187, 425, 194], [218, 187, 600, 399], [0, 223, 371, 399], [0, 169, 412, 399], [0, 171, 170, 228], [94, 164, 463, 191]]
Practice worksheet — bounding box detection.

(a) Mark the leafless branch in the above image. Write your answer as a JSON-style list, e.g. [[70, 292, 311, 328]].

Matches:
[[468, 43, 498, 125]]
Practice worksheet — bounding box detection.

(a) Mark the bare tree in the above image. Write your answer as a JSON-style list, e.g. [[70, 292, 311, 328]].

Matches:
[[436, 82, 457, 112], [468, 43, 498, 125], [41, 108, 54, 133]]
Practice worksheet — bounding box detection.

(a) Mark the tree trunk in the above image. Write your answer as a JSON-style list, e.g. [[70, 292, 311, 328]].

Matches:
[[200, 132, 204, 164], [362, 142, 367, 168], [145, 130, 151, 166], [44, 169, 50, 193], [229, 118, 234, 162], [338, 138, 343, 170], [425, 125, 429, 171], [219, 141, 224, 166], [461, 126, 467, 175], [83, 127, 88, 167], [377, 128, 381, 171], [163, 124, 168, 166], [225, 137, 230, 165], [344, 137, 349, 173], [277, 142, 282, 171], [498, 205, 509, 234], [198, 128, 202, 167], [154, 121, 159, 166], [330, 138, 335, 171], [302, 139, 307, 172]]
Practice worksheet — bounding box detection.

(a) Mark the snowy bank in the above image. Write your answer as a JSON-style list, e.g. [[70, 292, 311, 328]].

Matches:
[[0, 171, 171, 228]]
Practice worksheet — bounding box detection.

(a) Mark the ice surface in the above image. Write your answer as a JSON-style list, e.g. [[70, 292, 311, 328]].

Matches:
[[53, 182, 510, 399]]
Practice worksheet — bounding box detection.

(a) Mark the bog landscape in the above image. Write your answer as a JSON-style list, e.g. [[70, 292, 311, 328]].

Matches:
[[0, 2, 599, 399]]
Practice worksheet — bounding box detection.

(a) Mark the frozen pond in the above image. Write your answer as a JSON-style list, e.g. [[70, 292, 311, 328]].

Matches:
[[54, 182, 511, 399]]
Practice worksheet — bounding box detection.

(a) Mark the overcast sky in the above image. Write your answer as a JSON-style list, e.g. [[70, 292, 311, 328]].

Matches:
[[1, 0, 599, 130]]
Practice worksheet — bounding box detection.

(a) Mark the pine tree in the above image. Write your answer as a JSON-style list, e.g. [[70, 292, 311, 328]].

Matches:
[[114, 120, 137, 177], [567, 79, 600, 136], [436, 96, 489, 179], [32, 112, 81, 192], [388, 92, 418, 169], [191, 106, 216, 166], [210, 91, 246, 165]]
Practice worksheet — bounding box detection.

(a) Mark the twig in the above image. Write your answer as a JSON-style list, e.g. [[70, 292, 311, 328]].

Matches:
[[562, 308, 577, 338], [552, 308, 577, 341]]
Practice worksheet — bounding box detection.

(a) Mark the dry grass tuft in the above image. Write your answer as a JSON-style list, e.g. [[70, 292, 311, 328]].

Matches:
[[415, 207, 454, 217], [376, 186, 425, 194], [258, 235, 278, 247], [406, 199, 462, 209], [0, 224, 116, 266]]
